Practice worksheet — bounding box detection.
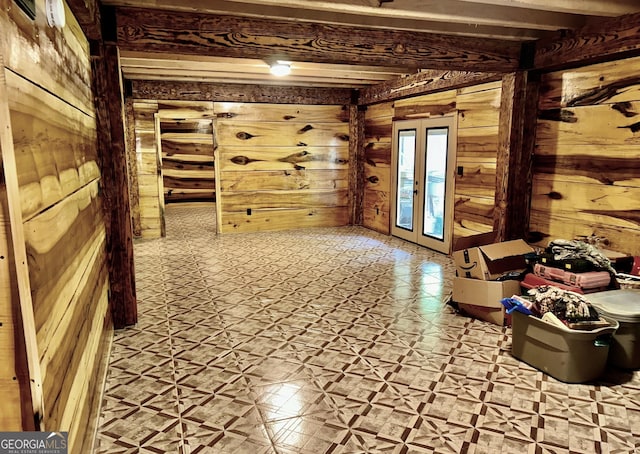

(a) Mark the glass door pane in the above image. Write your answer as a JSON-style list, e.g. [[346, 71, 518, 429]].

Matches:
[[422, 128, 448, 240], [395, 129, 416, 231]]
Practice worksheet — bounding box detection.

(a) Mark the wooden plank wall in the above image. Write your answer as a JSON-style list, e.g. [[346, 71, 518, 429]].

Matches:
[[531, 56, 640, 256], [362, 102, 393, 233], [132, 100, 162, 237], [362, 82, 502, 240], [0, 149, 27, 432], [1, 1, 112, 451], [215, 102, 350, 232], [158, 101, 215, 204]]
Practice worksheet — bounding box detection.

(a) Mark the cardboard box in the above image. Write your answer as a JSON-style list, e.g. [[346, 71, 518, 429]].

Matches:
[[452, 277, 521, 325], [453, 239, 534, 280]]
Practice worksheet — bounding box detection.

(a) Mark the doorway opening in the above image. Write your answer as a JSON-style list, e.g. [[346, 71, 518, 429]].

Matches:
[[390, 116, 457, 254]]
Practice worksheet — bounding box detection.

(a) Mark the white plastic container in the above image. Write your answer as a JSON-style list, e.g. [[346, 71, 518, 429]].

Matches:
[[587, 289, 640, 369]]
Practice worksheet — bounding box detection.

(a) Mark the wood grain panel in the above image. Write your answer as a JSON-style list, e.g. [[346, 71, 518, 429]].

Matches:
[[393, 90, 457, 119], [214, 103, 348, 123], [216, 121, 349, 147], [456, 126, 500, 161], [160, 120, 213, 134], [222, 207, 349, 233], [219, 147, 348, 171], [531, 178, 640, 230], [536, 105, 640, 147], [364, 102, 394, 120], [362, 189, 390, 234], [534, 11, 640, 71], [454, 196, 494, 227], [116, 7, 520, 72], [538, 57, 640, 110], [364, 164, 391, 193], [532, 147, 640, 186], [454, 162, 497, 198], [0, 189, 26, 430], [222, 189, 348, 211], [8, 72, 99, 221], [0, 0, 94, 115], [157, 100, 214, 119], [529, 210, 640, 257], [220, 170, 348, 191], [457, 85, 501, 128], [360, 71, 501, 105]]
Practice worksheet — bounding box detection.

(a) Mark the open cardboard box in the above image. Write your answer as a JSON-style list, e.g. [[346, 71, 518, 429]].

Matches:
[[452, 235, 534, 281], [451, 233, 535, 325], [452, 277, 521, 325]]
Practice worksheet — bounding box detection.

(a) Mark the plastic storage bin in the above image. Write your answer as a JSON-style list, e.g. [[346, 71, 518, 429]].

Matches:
[[587, 289, 640, 369], [511, 311, 618, 383]]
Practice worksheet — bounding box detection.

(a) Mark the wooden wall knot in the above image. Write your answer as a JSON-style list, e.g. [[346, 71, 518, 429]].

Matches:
[[611, 102, 637, 118], [236, 131, 256, 140], [217, 112, 236, 118], [336, 133, 350, 141], [283, 115, 297, 120], [539, 109, 577, 123], [617, 121, 640, 133], [367, 176, 379, 184], [231, 155, 261, 165], [298, 124, 314, 134]]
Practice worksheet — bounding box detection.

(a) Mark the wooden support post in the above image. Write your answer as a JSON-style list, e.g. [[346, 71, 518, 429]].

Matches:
[[91, 44, 137, 328], [348, 103, 365, 225], [494, 71, 539, 242], [0, 57, 44, 430], [124, 98, 141, 237]]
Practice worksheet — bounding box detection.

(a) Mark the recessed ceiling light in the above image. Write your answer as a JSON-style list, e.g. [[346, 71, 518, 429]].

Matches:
[[270, 63, 291, 77]]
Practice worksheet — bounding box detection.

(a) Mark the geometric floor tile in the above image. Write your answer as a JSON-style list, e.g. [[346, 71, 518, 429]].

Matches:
[[94, 205, 640, 454]]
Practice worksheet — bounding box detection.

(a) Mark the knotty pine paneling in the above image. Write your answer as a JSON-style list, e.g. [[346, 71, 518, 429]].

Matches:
[[132, 100, 162, 237], [362, 82, 501, 242], [362, 101, 393, 234], [1, 2, 112, 451], [454, 83, 501, 241], [216, 102, 349, 233], [160, 119, 215, 204], [0, 187, 26, 430], [532, 55, 640, 255], [8, 71, 99, 221], [0, 0, 94, 115]]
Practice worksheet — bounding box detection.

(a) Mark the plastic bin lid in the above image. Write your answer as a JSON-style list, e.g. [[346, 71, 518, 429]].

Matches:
[[587, 289, 640, 323]]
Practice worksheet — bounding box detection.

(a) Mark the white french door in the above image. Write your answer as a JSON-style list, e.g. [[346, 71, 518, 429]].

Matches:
[[390, 116, 457, 254]]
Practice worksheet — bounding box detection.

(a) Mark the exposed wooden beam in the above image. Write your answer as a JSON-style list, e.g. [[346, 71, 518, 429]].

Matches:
[[91, 44, 137, 328], [534, 11, 640, 70], [103, 0, 549, 40], [66, 0, 102, 41], [115, 7, 521, 73], [348, 104, 365, 226], [457, 0, 639, 16], [358, 70, 503, 105], [494, 71, 539, 242], [130, 80, 353, 105]]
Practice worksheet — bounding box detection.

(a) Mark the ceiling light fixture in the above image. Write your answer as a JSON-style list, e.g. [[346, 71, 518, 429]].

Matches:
[[270, 62, 291, 77]]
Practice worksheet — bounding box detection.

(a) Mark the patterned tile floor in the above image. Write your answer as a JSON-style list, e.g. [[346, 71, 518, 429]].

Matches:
[[94, 205, 640, 454]]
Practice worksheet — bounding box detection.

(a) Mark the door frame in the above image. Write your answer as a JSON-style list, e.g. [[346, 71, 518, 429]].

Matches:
[[390, 115, 458, 253]]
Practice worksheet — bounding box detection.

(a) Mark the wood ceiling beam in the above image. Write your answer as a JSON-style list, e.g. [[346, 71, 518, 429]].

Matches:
[[455, 0, 639, 16], [115, 7, 522, 73], [104, 0, 584, 37], [358, 70, 502, 105], [66, 0, 102, 41], [130, 80, 353, 105], [534, 11, 640, 70]]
